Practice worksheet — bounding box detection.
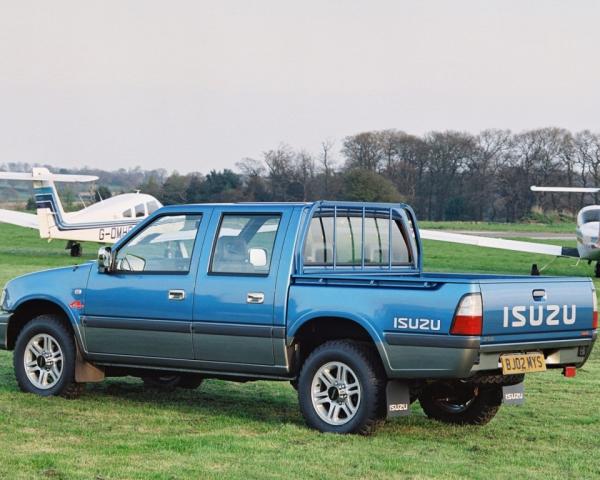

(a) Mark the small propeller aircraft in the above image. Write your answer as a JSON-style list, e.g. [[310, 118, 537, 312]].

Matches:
[[0, 168, 162, 256], [420, 185, 600, 277]]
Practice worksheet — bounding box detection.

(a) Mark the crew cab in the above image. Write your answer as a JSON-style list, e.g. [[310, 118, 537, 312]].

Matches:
[[0, 202, 596, 434]]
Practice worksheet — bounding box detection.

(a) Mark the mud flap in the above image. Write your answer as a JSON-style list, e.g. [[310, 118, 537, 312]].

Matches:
[[386, 380, 411, 419], [75, 348, 105, 383], [502, 382, 525, 405]]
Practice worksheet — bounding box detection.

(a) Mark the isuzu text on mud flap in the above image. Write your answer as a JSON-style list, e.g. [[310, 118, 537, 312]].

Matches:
[[0, 201, 597, 435]]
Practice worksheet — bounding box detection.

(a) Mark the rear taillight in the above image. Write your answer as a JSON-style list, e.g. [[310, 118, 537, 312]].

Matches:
[[451, 293, 483, 335], [592, 286, 598, 330]]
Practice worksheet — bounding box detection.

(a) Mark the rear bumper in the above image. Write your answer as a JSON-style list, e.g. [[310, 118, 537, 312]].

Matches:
[[0, 311, 10, 350], [382, 331, 596, 379], [473, 333, 596, 372]]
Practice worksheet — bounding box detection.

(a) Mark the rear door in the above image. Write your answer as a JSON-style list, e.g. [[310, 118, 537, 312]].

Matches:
[[192, 208, 290, 365], [480, 279, 594, 340]]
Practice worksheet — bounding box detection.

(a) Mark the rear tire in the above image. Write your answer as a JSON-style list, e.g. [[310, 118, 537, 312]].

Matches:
[[13, 314, 83, 399], [418, 381, 502, 425], [297, 340, 386, 435], [142, 374, 204, 391]]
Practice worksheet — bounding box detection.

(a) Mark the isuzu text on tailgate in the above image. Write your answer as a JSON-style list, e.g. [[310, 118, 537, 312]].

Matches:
[[0, 202, 596, 434]]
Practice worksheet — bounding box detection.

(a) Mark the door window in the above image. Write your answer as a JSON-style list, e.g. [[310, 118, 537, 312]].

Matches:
[[210, 214, 281, 274], [115, 214, 202, 273]]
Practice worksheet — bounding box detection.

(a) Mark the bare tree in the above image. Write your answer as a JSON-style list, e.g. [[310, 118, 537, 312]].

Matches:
[[319, 138, 336, 197], [342, 132, 383, 172], [296, 149, 315, 201]]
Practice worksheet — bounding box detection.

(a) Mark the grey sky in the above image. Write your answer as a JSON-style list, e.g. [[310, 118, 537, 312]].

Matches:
[[1, 1, 599, 173]]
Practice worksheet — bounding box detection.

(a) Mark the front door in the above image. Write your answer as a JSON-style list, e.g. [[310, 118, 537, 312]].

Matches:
[[192, 210, 288, 365], [83, 212, 207, 359]]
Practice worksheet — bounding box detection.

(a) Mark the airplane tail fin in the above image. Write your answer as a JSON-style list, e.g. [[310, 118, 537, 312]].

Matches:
[[0, 167, 98, 238]]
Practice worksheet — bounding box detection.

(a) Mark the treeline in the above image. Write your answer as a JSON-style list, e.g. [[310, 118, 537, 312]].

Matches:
[[339, 128, 600, 221], [3, 127, 600, 221]]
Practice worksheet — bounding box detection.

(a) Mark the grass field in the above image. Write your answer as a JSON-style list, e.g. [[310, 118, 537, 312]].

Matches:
[[419, 220, 577, 233], [0, 223, 598, 479]]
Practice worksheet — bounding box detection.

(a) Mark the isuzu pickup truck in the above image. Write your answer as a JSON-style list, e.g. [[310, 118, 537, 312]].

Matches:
[[0, 202, 597, 434]]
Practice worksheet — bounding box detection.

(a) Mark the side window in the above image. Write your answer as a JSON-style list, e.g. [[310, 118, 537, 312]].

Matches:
[[303, 215, 411, 266], [211, 214, 281, 274], [147, 201, 160, 214], [115, 214, 202, 273], [123, 209, 132, 218], [135, 203, 146, 218]]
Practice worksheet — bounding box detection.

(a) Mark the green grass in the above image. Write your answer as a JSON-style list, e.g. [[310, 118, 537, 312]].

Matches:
[[420, 221, 576, 233], [0, 223, 599, 479]]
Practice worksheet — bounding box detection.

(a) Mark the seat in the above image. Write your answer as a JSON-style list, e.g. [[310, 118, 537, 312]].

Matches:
[[213, 236, 251, 272]]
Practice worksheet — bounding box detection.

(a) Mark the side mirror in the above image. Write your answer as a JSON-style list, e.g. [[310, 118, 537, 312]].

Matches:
[[248, 247, 268, 267], [97, 247, 113, 273]]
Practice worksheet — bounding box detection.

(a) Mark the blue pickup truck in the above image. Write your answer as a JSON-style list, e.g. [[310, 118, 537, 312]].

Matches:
[[0, 202, 597, 434]]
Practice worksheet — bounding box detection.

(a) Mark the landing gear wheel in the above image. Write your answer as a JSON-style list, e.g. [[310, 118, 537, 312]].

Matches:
[[298, 340, 385, 435], [70, 243, 82, 257], [595, 262, 600, 278], [141, 374, 204, 391], [418, 381, 502, 425], [13, 314, 84, 398]]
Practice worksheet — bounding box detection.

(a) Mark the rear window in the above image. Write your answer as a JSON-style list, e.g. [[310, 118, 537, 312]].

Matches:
[[303, 214, 411, 267]]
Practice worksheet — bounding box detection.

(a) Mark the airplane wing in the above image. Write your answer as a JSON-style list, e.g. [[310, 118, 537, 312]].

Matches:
[[420, 229, 578, 258], [0, 209, 39, 229], [531, 186, 600, 193], [0, 171, 98, 183]]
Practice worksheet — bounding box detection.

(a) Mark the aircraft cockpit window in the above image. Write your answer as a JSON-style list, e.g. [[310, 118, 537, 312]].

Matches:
[[135, 204, 145, 218], [123, 209, 132, 218], [147, 201, 159, 214]]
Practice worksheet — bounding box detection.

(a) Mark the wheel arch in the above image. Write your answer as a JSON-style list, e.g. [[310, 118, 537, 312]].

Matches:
[[287, 313, 392, 376], [6, 297, 81, 351]]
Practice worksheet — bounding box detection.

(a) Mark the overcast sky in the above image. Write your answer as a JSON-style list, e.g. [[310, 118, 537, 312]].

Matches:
[[1, 1, 599, 173]]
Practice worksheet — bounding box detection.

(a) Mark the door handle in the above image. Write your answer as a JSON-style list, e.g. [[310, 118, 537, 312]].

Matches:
[[247, 292, 265, 304], [168, 289, 186, 301]]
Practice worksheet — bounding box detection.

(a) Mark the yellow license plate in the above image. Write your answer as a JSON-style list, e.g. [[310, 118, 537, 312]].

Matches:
[[500, 352, 546, 375]]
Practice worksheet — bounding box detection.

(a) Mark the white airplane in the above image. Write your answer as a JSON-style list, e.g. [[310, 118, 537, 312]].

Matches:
[[419, 185, 600, 276], [0, 167, 162, 256], [530, 186, 600, 265]]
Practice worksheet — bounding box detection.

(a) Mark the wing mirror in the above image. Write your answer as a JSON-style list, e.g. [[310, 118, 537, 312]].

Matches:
[[97, 246, 113, 273]]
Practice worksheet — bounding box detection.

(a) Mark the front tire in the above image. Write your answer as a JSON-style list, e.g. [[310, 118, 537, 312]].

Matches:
[[418, 381, 502, 425], [13, 314, 83, 398], [298, 340, 385, 435]]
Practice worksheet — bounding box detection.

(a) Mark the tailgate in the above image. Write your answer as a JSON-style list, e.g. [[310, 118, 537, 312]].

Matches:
[[480, 279, 595, 338]]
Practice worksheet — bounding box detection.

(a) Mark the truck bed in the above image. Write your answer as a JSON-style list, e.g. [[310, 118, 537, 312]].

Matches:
[[289, 270, 595, 378]]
